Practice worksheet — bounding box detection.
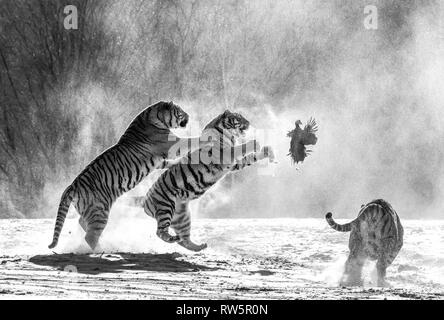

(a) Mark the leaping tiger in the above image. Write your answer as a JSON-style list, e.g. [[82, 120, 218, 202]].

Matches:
[[325, 199, 403, 287], [132, 110, 274, 251], [49, 101, 211, 250]]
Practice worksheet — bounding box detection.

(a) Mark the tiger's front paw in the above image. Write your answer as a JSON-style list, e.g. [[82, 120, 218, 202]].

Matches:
[[156, 228, 180, 243]]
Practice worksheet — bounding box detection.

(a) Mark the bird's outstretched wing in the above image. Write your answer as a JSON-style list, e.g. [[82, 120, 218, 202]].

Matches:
[[304, 117, 318, 135]]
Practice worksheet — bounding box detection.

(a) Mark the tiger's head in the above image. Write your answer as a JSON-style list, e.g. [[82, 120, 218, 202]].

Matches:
[[204, 110, 250, 142], [147, 101, 189, 129]]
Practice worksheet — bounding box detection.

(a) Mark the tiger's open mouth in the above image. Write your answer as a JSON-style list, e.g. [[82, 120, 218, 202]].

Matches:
[[179, 118, 188, 128], [239, 123, 249, 136]]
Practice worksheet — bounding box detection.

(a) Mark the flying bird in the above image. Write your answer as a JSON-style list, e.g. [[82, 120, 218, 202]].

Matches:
[[287, 117, 318, 165]]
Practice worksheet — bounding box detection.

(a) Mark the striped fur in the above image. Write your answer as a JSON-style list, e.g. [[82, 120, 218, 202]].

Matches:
[[326, 199, 403, 286], [139, 110, 274, 251], [48, 101, 208, 250]]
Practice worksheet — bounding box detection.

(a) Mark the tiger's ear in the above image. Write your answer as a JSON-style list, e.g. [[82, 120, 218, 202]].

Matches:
[[223, 110, 231, 117]]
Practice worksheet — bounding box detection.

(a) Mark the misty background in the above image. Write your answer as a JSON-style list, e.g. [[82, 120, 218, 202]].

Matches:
[[1, 0, 443, 219]]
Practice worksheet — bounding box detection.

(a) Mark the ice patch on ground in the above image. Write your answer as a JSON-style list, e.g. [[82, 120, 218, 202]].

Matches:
[[1, 217, 443, 298]]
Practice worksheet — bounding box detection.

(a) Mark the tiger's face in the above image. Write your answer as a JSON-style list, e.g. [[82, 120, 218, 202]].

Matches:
[[149, 101, 189, 129], [219, 110, 250, 139], [204, 110, 250, 141]]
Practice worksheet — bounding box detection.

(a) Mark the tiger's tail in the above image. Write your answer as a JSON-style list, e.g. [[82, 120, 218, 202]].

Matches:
[[325, 212, 354, 232], [48, 185, 75, 249]]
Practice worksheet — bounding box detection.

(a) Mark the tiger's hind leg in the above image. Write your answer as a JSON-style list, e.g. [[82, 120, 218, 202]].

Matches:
[[376, 238, 400, 287], [171, 201, 207, 252], [156, 208, 180, 243], [341, 254, 365, 286], [341, 231, 365, 286], [376, 258, 388, 287], [83, 205, 109, 251], [79, 216, 87, 232], [376, 219, 404, 287]]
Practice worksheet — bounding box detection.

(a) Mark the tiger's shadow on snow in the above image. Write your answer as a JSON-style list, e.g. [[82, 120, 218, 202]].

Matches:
[[29, 252, 216, 275]]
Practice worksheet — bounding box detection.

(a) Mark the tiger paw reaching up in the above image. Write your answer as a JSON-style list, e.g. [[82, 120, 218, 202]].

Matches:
[[231, 145, 275, 171]]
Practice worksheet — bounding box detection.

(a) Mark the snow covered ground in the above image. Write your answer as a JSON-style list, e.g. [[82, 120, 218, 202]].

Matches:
[[1, 216, 443, 299]]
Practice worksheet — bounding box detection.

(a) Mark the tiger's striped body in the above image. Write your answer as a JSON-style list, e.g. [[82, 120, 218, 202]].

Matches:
[[140, 110, 274, 251], [49, 101, 208, 250], [326, 199, 403, 286]]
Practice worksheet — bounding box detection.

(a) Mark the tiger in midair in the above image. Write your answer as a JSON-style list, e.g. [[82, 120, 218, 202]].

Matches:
[[325, 199, 403, 287], [132, 110, 274, 251], [49, 101, 211, 250]]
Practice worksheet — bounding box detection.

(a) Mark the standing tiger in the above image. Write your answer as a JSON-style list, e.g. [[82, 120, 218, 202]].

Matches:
[[325, 199, 403, 287], [49, 101, 211, 250], [133, 110, 274, 251]]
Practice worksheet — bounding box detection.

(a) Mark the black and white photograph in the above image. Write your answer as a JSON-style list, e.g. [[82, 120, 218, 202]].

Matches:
[[0, 0, 443, 303]]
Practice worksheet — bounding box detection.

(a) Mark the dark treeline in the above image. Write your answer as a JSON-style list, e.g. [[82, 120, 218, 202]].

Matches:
[[1, 0, 443, 218], [0, 0, 114, 217]]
